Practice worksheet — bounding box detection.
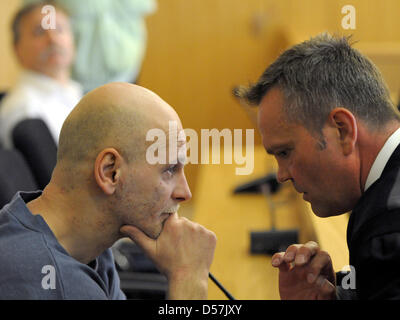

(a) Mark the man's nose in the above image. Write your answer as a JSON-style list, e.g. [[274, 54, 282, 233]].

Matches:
[[276, 165, 291, 184], [46, 29, 61, 44], [173, 171, 192, 202]]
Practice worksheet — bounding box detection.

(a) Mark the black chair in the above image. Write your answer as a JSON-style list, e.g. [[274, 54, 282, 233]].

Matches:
[[0, 91, 7, 103], [112, 240, 167, 299], [0, 149, 38, 209], [12, 118, 57, 190]]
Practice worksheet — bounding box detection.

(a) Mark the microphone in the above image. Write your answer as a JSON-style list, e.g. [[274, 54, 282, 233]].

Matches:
[[233, 172, 280, 194], [209, 272, 235, 300]]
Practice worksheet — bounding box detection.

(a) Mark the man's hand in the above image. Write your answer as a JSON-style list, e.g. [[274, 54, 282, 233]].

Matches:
[[120, 213, 217, 299], [271, 241, 336, 300]]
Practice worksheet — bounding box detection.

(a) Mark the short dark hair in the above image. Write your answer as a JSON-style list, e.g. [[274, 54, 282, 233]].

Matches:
[[11, 1, 69, 45], [235, 33, 400, 134]]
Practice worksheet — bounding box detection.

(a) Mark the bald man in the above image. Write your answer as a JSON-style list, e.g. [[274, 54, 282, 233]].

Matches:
[[0, 82, 216, 300]]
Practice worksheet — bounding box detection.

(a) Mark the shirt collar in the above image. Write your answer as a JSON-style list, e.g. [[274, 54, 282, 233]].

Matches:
[[4, 191, 44, 230], [364, 127, 400, 191]]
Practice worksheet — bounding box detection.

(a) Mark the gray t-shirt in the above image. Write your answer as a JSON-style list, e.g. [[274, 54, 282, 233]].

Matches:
[[0, 191, 126, 300]]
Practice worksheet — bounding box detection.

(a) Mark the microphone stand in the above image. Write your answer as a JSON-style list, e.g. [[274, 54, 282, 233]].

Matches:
[[233, 173, 299, 255]]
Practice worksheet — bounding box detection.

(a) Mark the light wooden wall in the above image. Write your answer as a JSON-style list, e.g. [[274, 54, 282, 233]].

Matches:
[[278, 0, 400, 42], [138, 0, 293, 193], [138, 0, 400, 193], [272, 0, 400, 101]]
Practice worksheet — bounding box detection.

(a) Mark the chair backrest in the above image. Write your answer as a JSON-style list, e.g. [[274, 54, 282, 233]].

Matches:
[[12, 118, 57, 190], [0, 91, 7, 103], [0, 149, 38, 209]]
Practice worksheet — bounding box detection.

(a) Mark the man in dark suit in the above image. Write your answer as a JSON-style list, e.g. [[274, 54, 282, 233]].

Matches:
[[236, 33, 400, 299]]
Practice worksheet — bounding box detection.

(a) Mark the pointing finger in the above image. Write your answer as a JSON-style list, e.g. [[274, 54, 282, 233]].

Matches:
[[271, 252, 290, 272]]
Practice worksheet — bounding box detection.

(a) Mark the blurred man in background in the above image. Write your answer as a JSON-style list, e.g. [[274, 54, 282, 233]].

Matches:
[[0, 2, 82, 148], [24, 0, 157, 93]]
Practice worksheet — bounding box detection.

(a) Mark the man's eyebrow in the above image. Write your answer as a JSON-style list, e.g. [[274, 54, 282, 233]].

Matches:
[[266, 143, 292, 155]]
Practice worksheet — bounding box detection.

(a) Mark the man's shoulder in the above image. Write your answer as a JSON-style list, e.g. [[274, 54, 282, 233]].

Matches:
[[349, 155, 400, 247], [56, 248, 125, 299], [0, 208, 65, 299], [359, 147, 400, 211], [0, 205, 55, 265], [0, 210, 121, 299], [0, 194, 124, 300], [0, 81, 41, 118]]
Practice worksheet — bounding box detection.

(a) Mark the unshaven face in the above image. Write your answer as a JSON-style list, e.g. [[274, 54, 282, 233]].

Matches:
[[115, 126, 191, 239]]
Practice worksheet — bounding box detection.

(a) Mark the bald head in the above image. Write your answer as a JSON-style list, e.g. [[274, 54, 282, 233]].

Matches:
[[57, 82, 181, 173], [34, 83, 192, 257]]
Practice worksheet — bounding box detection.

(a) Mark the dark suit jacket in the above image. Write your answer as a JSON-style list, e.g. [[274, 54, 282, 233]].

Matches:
[[345, 143, 400, 299]]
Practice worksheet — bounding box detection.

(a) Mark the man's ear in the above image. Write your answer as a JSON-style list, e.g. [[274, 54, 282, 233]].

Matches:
[[94, 148, 124, 195], [328, 108, 358, 156]]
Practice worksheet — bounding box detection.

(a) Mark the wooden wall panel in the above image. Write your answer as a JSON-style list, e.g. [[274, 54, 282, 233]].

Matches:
[[138, 0, 400, 193], [138, 0, 292, 193]]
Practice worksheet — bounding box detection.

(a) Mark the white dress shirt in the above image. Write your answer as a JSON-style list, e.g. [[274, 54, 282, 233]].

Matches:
[[364, 127, 400, 191], [0, 70, 82, 148]]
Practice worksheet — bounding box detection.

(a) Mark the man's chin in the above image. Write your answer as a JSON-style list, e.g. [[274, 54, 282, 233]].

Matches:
[[128, 214, 171, 240], [151, 228, 162, 240], [150, 219, 168, 239], [121, 223, 161, 240], [310, 203, 348, 218], [143, 227, 162, 240]]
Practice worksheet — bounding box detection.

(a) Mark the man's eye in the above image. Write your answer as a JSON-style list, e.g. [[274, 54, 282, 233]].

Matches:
[[277, 150, 290, 158], [165, 165, 178, 174], [33, 27, 45, 36]]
